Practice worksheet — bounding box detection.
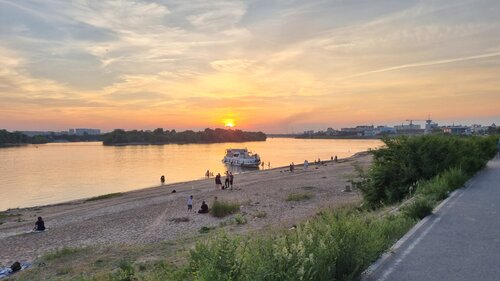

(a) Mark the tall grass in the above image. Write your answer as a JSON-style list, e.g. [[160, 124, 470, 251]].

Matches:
[[187, 209, 414, 281], [210, 200, 240, 218]]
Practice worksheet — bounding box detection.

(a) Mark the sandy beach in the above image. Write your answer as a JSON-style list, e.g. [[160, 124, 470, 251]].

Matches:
[[0, 152, 371, 266]]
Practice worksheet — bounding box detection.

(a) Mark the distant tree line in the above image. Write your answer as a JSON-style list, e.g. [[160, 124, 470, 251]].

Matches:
[[0, 129, 102, 146], [101, 128, 267, 145], [0, 129, 30, 146]]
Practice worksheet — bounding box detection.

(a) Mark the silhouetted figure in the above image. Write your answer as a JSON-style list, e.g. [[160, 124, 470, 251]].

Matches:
[[261, 161, 265, 169], [34, 217, 45, 231], [229, 172, 234, 189], [187, 195, 193, 211], [334, 155, 338, 162], [160, 175, 165, 185], [215, 173, 222, 190], [205, 170, 210, 178], [198, 201, 209, 214], [224, 171, 230, 189]]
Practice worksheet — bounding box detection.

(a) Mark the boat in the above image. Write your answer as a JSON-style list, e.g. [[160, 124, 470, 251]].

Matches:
[[222, 148, 261, 168]]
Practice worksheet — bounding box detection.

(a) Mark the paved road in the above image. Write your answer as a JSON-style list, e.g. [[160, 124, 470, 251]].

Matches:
[[364, 156, 500, 281]]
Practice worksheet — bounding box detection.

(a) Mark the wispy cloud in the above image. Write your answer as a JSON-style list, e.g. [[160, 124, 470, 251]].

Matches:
[[348, 52, 500, 78]]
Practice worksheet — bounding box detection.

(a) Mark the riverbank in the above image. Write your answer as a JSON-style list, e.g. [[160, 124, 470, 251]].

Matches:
[[0, 152, 371, 267]]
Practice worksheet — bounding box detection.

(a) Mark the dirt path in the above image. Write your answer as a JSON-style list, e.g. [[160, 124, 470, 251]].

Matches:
[[0, 152, 371, 266]]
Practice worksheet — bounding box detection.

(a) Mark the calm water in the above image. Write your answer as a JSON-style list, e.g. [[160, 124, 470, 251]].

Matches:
[[0, 138, 382, 210]]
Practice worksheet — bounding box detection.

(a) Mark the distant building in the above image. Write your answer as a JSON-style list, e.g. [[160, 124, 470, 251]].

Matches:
[[303, 130, 314, 136], [69, 129, 75, 135], [326, 127, 337, 136], [442, 126, 469, 135], [394, 124, 421, 131]]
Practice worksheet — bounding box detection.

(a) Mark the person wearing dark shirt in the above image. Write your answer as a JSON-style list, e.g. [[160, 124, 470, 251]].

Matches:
[[198, 201, 209, 214], [34, 217, 45, 231]]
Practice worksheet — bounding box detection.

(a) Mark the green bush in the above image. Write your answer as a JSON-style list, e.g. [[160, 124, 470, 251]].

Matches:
[[210, 200, 240, 218], [402, 196, 435, 220], [360, 135, 497, 206]]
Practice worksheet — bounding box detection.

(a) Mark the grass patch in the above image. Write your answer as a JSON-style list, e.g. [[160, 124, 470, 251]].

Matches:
[[85, 192, 123, 202], [233, 214, 247, 225], [254, 211, 267, 218], [0, 212, 20, 223], [199, 226, 216, 234], [286, 192, 313, 202], [402, 196, 435, 220], [210, 200, 240, 218], [43, 247, 84, 261]]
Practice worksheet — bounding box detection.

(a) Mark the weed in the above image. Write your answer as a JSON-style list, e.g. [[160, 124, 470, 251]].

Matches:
[[234, 214, 247, 225], [254, 211, 267, 218]]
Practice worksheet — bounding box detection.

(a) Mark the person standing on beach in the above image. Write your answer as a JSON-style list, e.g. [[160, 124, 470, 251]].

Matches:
[[334, 155, 338, 162], [160, 175, 165, 185], [224, 171, 230, 189], [229, 172, 234, 189], [261, 161, 265, 169], [304, 160, 309, 169], [215, 173, 222, 190], [205, 170, 210, 178], [187, 195, 193, 211]]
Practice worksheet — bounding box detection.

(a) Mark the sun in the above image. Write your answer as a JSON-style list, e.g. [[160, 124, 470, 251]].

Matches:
[[224, 119, 235, 128]]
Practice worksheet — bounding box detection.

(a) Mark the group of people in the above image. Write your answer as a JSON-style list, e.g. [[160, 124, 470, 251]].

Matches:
[[260, 161, 271, 169], [214, 171, 234, 190]]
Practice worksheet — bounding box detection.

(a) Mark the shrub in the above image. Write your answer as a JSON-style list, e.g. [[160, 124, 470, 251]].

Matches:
[[402, 196, 435, 220], [286, 192, 313, 202], [210, 200, 240, 218], [360, 135, 497, 206]]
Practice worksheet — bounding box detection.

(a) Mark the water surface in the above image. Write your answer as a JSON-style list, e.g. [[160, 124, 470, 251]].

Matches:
[[0, 138, 381, 210]]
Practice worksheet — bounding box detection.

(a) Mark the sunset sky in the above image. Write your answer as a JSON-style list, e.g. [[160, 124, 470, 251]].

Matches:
[[1, 0, 499, 133]]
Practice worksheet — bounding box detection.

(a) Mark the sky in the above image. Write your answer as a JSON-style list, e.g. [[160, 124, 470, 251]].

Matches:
[[0, 0, 499, 133]]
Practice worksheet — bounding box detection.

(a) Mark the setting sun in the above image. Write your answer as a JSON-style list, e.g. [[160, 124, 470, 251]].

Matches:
[[224, 119, 235, 128]]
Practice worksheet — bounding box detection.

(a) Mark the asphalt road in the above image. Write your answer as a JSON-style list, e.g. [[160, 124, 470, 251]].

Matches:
[[364, 156, 500, 281]]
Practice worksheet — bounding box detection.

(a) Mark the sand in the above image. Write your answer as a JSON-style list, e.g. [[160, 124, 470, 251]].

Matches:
[[0, 152, 371, 266]]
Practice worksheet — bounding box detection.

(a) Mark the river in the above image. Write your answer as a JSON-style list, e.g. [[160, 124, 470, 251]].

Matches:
[[0, 138, 382, 210]]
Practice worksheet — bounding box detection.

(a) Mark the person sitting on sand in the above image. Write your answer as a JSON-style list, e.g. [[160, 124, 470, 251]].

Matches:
[[33, 217, 45, 231], [198, 201, 209, 214]]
